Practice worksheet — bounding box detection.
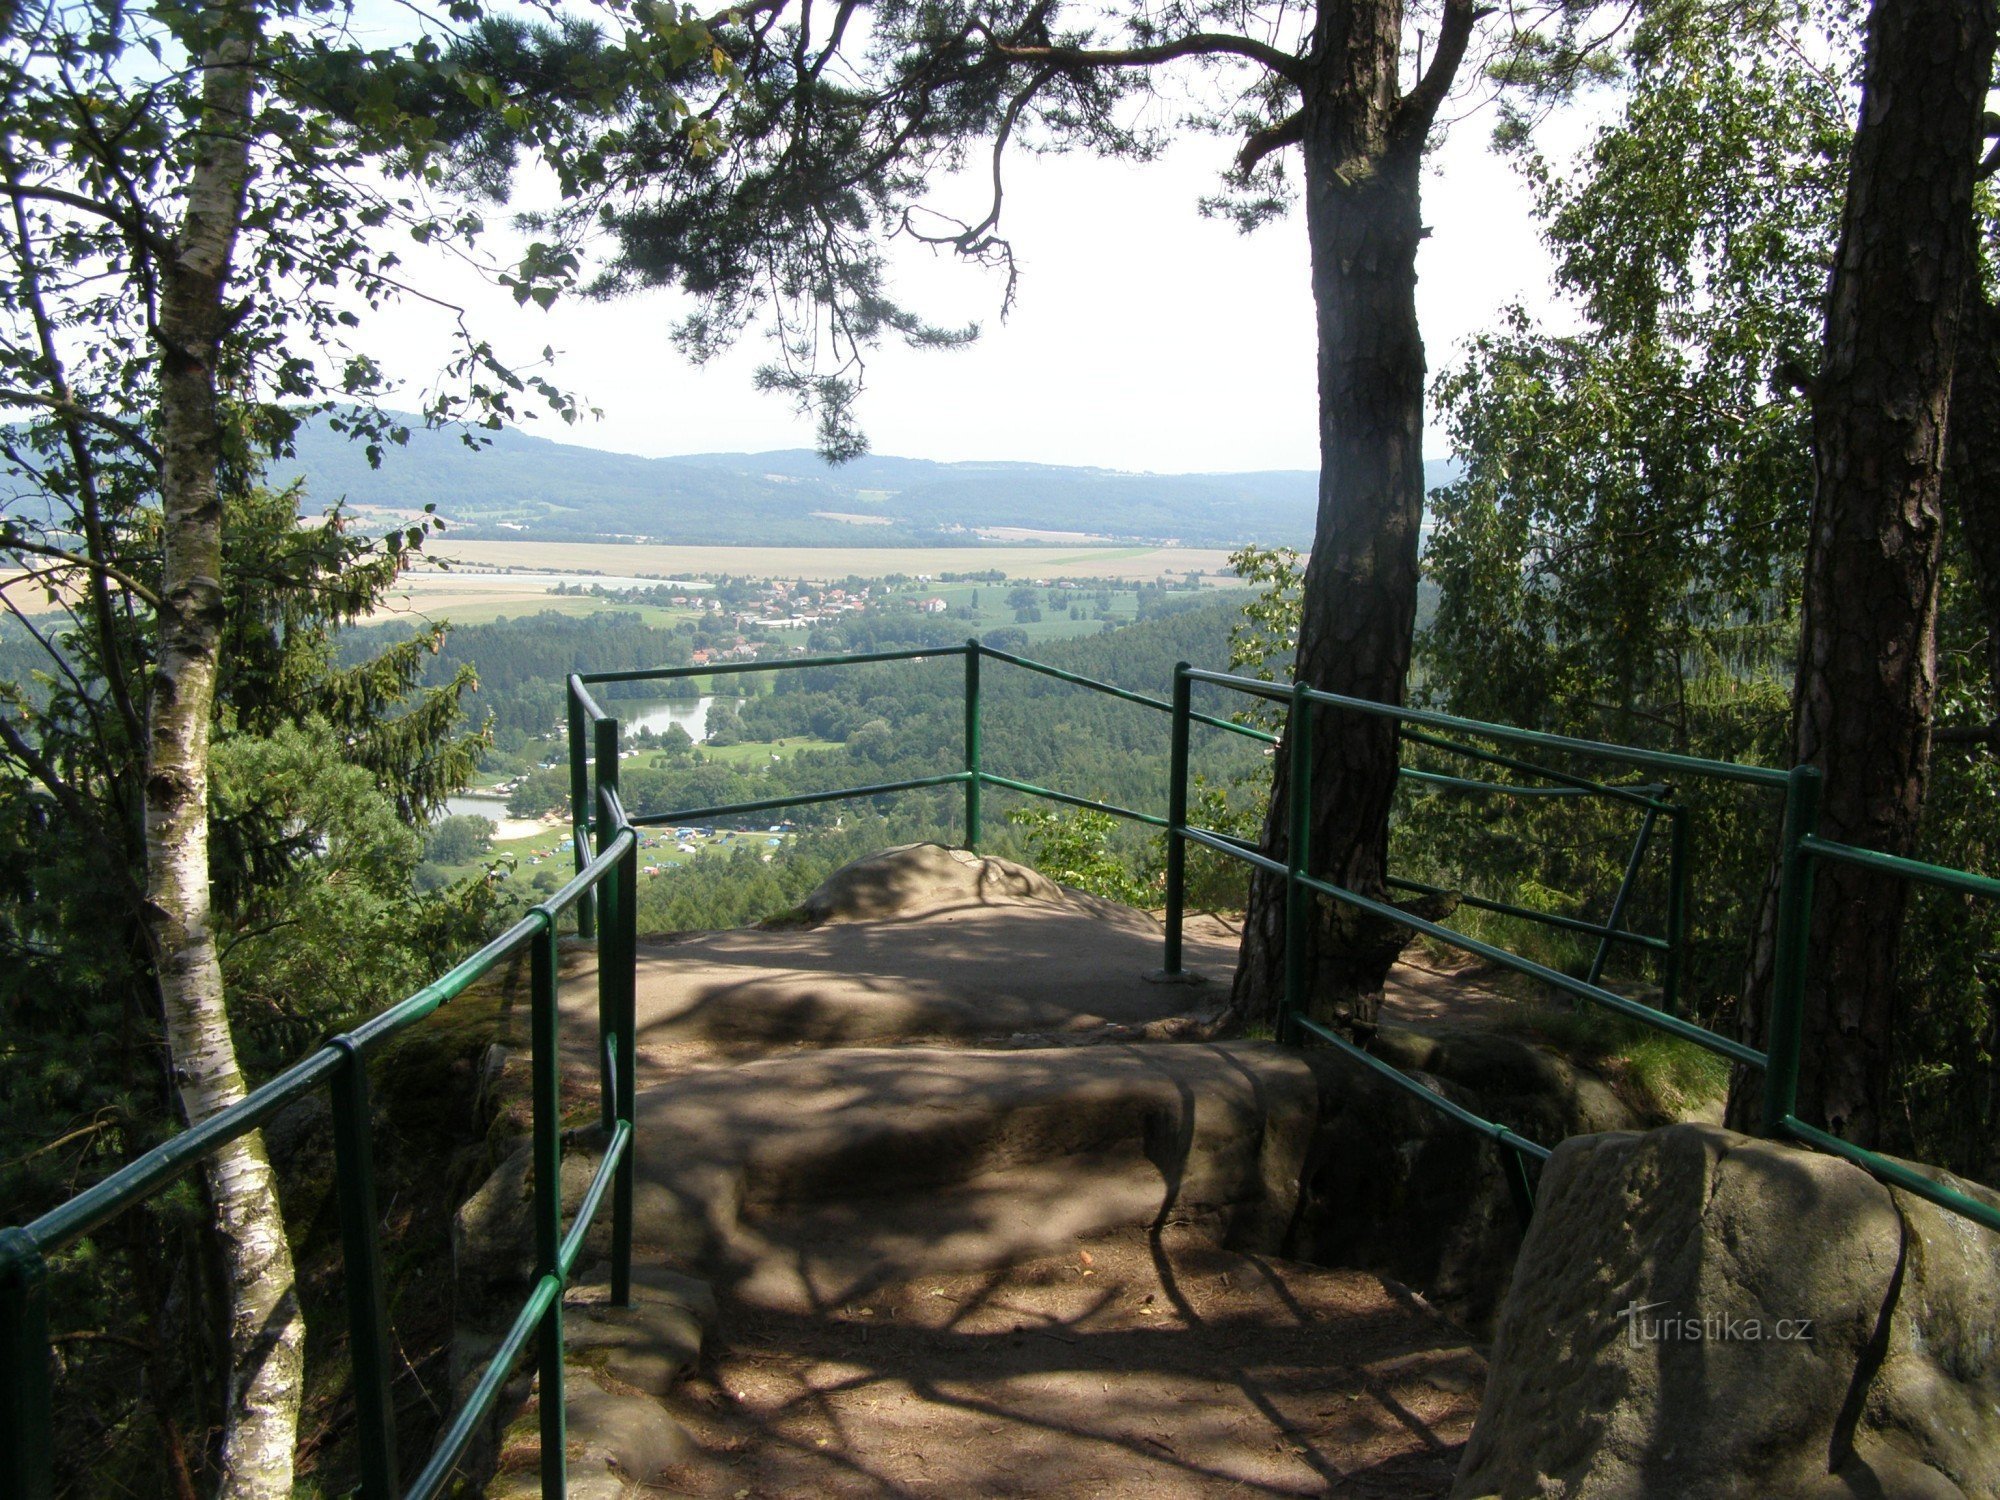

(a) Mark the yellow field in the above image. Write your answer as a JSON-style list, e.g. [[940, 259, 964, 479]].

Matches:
[[9, 540, 1240, 624], [428, 539, 1239, 582]]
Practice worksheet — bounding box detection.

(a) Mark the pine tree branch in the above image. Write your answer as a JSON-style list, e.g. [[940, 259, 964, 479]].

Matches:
[[1396, 0, 1489, 140], [985, 29, 1307, 86], [1237, 110, 1304, 174]]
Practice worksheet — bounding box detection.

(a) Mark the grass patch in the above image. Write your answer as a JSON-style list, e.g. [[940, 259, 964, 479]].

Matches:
[[1487, 998, 1730, 1119], [692, 736, 842, 766]]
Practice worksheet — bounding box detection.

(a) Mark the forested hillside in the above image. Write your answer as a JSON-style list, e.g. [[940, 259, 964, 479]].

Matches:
[[273, 411, 1457, 547]]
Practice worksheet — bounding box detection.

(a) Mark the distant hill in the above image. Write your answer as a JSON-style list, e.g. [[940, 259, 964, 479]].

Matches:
[[268, 412, 1459, 549]]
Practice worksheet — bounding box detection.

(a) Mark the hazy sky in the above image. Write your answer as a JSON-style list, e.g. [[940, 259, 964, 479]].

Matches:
[[367, 94, 1584, 474]]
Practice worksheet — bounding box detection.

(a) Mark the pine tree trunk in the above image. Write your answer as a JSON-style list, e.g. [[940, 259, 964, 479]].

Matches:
[[146, 6, 304, 1494], [1231, 0, 1460, 1031], [1728, 0, 1996, 1146], [1947, 287, 2000, 706]]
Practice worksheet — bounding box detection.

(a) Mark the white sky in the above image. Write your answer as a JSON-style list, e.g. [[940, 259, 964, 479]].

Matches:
[[361, 78, 1588, 474]]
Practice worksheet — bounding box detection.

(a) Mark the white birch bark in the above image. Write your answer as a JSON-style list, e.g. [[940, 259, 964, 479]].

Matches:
[[146, 3, 305, 1494]]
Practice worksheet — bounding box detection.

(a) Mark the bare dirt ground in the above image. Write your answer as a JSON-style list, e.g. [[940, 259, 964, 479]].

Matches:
[[664, 1227, 1479, 1499], [509, 857, 1490, 1496]]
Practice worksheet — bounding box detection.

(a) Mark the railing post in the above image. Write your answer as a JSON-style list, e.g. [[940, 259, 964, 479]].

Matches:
[[529, 919, 568, 1499], [1763, 763, 1822, 1136], [1500, 1143, 1537, 1228], [1283, 683, 1314, 1046], [592, 713, 636, 1309], [613, 817, 638, 1311], [0, 1229, 52, 1500], [329, 1040, 399, 1500], [1587, 804, 1660, 991], [594, 716, 620, 1142], [1163, 661, 1192, 976], [1663, 802, 1690, 1014], [963, 640, 982, 850], [568, 680, 595, 941]]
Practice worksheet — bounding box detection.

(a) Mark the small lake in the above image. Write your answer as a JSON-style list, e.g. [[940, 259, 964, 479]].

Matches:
[[435, 695, 720, 827], [441, 794, 515, 824], [617, 694, 717, 739]]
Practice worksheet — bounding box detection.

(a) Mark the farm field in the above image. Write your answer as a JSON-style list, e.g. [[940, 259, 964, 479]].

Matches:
[[371, 575, 694, 627], [426, 539, 1239, 583]]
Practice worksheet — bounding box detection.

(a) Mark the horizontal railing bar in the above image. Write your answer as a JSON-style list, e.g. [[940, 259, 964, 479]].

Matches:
[[342, 915, 547, 1054], [1183, 823, 1289, 879], [1184, 667, 1788, 788], [1384, 876, 1671, 950], [1780, 1117, 2000, 1234], [570, 676, 607, 725], [1400, 727, 1676, 811], [973, 645, 1275, 744], [1195, 711, 1280, 743], [1184, 666, 1291, 703], [1405, 768, 1627, 800], [976, 645, 1172, 713], [1292, 1015, 1554, 1162], [24, 1045, 344, 1252], [406, 1273, 561, 1500], [26, 818, 646, 1256], [580, 645, 967, 687], [978, 773, 1168, 830], [533, 823, 638, 924], [558, 1121, 631, 1277], [634, 772, 972, 828], [1287, 867, 1767, 1068], [1799, 836, 2000, 901]]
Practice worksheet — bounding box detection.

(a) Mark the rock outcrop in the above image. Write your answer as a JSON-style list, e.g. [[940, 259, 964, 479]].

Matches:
[[1454, 1123, 2000, 1499], [790, 841, 1064, 924], [1287, 1026, 1642, 1334]]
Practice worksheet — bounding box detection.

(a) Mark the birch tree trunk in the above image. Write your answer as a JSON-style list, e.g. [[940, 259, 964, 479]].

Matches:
[[145, 3, 305, 1493]]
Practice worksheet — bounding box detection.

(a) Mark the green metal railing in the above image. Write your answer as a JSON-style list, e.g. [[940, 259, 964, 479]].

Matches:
[[0, 711, 643, 1498], [1164, 665, 2000, 1236], [10, 639, 1995, 1497], [569, 645, 1998, 1239], [569, 644, 1678, 990]]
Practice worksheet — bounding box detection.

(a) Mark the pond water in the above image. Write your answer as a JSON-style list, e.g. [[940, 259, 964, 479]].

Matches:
[[433, 694, 720, 828], [441, 794, 514, 824], [617, 694, 717, 740]]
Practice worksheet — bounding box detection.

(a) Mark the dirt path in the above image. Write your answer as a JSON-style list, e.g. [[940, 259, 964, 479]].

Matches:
[[671, 1228, 1478, 1498], [494, 851, 1489, 1497]]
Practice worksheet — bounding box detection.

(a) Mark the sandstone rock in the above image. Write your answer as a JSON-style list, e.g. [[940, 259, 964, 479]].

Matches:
[[792, 842, 1064, 925], [486, 1370, 695, 1498], [1287, 1026, 1641, 1333], [1861, 1161, 2000, 1497], [1454, 1123, 2000, 1499], [454, 1137, 610, 1310], [561, 1265, 718, 1396]]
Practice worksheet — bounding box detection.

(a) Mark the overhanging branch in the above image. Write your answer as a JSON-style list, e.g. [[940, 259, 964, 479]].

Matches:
[[0, 390, 164, 471], [1237, 109, 1304, 174], [0, 534, 164, 611], [987, 29, 1307, 86]]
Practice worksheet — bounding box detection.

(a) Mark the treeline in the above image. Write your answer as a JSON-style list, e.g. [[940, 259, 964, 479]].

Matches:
[[340, 581, 1221, 758], [507, 598, 1254, 836]]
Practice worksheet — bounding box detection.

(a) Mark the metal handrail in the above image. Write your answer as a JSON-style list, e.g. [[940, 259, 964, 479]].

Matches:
[[16, 639, 1993, 1497], [0, 736, 645, 1499], [1172, 664, 1999, 1237]]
